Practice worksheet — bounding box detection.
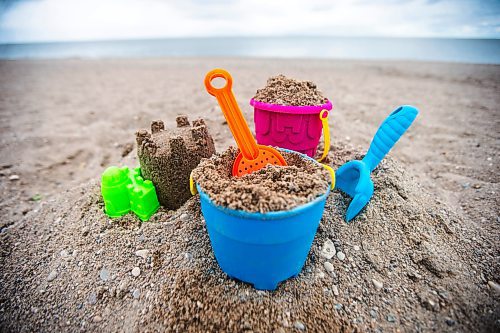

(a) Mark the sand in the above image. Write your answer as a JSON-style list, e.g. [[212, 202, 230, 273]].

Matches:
[[0, 58, 499, 332], [253, 74, 328, 106], [191, 147, 330, 213]]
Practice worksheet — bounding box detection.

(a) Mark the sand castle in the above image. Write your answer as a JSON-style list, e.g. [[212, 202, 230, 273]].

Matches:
[[136, 115, 215, 210]]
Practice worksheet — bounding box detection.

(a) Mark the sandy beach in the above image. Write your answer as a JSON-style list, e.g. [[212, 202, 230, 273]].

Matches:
[[0, 58, 499, 332]]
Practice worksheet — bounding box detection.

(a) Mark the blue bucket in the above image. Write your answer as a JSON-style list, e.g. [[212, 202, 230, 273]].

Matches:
[[196, 153, 330, 290]]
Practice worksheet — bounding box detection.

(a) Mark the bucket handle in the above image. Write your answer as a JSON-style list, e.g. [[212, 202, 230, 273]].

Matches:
[[321, 164, 336, 189], [316, 109, 330, 162], [189, 171, 197, 195]]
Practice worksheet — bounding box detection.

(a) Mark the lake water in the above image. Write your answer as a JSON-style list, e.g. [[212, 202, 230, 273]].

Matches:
[[1, 37, 499, 64]]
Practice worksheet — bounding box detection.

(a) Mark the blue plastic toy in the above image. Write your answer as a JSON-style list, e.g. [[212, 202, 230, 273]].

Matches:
[[196, 150, 331, 290], [335, 105, 419, 222]]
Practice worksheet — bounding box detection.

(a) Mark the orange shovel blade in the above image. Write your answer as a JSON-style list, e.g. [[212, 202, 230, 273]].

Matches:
[[233, 145, 287, 177]]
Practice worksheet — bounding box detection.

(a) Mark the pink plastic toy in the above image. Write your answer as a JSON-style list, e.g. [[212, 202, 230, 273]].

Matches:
[[250, 99, 333, 158]]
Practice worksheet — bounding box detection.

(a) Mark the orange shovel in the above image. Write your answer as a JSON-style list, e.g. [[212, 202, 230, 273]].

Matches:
[[205, 69, 287, 177]]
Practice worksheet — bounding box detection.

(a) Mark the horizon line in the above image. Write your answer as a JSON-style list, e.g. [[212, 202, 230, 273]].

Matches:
[[2, 35, 500, 45]]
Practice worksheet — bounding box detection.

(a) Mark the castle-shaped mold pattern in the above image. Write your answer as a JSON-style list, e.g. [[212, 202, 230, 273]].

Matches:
[[136, 115, 216, 209]]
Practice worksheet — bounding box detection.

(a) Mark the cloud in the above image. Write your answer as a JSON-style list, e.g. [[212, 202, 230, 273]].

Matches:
[[0, 0, 499, 43]]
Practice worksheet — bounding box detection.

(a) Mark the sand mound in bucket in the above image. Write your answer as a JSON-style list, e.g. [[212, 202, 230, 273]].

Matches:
[[253, 74, 328, 106], [0, 144, 497, 332], [191, 147, 330, 213]]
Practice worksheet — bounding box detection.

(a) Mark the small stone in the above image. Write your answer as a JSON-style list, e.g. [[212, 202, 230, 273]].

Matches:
[[336, 251, 346, 261], [387, 314, 396, 322], [294, 321, 305, 331], [320, 239, 336, 259], [324, 261, 334, 273], [421, 298, 439, 311], [132, 289, 140, 299], [445, 317, 456, 326], [81, 227, 90, 236], [8, 175, 19, 181], [88, 292, 97, 305], [135, 249, 149, 260], [196, 301, 203, 308], [353, 245, 360, 251], [99, 268, 109, 281], [242, 321, 252, 330], [47, 270, 58, 282], [334, 303, 343, 310], [116, 281, 128, 298], [407, 270, 422, 281], [332, 284, 339, 296], [93, 315, 102, 323], [316, 270, 325, 279], [488, 281, 500, 294], [179, 213, 189, 221], [370, 309, 378, 318], [132, 267, 141, 277], [372, 279, 383, 291]]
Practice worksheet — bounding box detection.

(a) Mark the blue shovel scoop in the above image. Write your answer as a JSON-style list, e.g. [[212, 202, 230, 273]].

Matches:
[[335, 105, 419, 222]]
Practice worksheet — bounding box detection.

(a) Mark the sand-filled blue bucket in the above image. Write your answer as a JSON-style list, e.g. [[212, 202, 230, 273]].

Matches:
[[195, 152, 331, 290]]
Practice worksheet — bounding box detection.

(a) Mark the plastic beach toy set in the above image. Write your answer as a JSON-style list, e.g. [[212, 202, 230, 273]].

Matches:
[[101, 68, 418, 290]]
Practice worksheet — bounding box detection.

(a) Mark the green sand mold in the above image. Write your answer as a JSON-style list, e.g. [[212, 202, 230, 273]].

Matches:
[[101, 166, 160, 221]]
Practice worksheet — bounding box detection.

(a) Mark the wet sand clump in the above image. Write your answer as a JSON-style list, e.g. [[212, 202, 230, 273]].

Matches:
[[191, 147, 331, 213], [253, 74, 328, 106]]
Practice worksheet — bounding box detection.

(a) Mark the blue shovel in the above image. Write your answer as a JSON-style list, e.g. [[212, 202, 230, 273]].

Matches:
[[335, 105, 419, 222]]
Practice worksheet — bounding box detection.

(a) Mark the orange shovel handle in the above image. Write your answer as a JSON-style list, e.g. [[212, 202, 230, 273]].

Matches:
[[205, 69, 259, 160]]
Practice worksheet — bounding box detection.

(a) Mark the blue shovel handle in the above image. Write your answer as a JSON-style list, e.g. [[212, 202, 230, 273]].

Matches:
[[362, 105, 419, 172]]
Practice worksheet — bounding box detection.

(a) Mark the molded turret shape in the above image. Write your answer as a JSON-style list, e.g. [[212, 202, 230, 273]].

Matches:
[[136, 115, 216, 209], [176, 115, 190, 127], [191, 119, 211, 146], [101, 166, 160, 221], [127, 168, 160, 221], [151, 120, 165, 134], [136, 129, 151, 147], [101, 166, 132, 217]]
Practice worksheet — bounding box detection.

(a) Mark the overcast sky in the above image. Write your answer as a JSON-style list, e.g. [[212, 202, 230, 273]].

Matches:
[[0, 0, 499, 43]]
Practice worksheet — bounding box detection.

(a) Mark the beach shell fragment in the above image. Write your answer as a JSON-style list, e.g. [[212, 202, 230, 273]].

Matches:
[[320, 239, 336, 259]]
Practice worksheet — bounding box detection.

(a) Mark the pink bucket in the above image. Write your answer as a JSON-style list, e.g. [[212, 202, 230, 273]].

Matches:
[[250, 99, 333, 157]]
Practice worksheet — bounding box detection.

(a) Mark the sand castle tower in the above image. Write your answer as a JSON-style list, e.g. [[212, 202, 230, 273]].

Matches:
[[136, 115, 216, 209]]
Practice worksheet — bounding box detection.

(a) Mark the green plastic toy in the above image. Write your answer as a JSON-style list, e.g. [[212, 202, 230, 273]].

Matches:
[[101, 166, 159, 221]]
